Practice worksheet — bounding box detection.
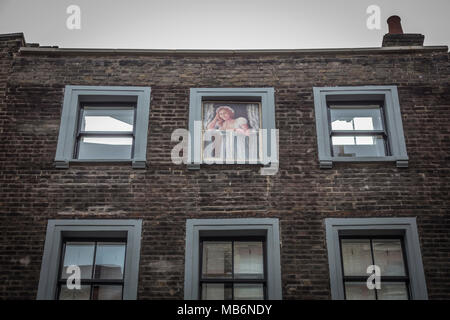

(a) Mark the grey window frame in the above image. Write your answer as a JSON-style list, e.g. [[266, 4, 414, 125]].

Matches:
[[55, 85, 151, 169], [313, 86, 408, 169], [199, 236, 268, 300], [184, 218, 282, 300], [325, 218, 428, 300], [188, 88, 277, 169], [37, 219, 142, 300]]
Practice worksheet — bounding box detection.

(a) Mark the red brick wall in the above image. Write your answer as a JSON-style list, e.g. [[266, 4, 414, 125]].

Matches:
[[0, 34, 449, 299]]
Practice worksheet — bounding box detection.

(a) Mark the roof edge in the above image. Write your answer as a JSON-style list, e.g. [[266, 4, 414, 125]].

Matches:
[[18, 45, 449, 56], [0, 32, 25, 39]]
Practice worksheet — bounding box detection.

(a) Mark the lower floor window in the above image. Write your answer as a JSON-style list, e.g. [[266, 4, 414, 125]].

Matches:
[[37, 220, 142, 300], [58, 240, 126, 300], [340, 236, 409, 300], [200, 238, 266, 300], [184, 219, 282, 300]]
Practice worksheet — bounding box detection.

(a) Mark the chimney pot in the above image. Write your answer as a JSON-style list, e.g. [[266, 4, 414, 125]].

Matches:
[[387, 16, 404, 34], [382, 15, 424, 47]]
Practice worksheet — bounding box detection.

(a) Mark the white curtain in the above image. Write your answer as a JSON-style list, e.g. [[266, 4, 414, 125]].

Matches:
[[203, 103, 215, 129], [246, 103, 260, 162], [203, 103, 222, 161], [246, 104, 260, 130]]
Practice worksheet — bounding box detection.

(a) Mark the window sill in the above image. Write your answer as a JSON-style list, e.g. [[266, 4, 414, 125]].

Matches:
[[188, 162, 265, 169], [319, 156, 408, 169], [187, 162, 279, 176], [54, 159, 146, 169]]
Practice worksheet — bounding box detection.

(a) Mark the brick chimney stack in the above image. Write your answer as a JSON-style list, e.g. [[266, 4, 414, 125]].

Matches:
[[382, 16, 424, 47]]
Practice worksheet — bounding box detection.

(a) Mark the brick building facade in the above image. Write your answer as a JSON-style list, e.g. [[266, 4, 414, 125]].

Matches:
[[0, 23, 449, 300]]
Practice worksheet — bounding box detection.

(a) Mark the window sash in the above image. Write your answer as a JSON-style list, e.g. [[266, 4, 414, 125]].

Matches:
[[57, 283, 124, 300], [57, 279, 124, 285], [331, 134, 389, 157], [330, 130, 387, 136], [74, 103, 137, 159], [339, 236, 410, 300], [201, 101, 263, 163], [199, 237, 267, 300], [57, 239, 127, 300], [326, 101, 391, 157], [327, 101, 387, 131]]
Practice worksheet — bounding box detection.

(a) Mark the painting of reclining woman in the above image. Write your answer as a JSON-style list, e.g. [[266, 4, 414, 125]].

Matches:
[[202, 102, 262, 163]]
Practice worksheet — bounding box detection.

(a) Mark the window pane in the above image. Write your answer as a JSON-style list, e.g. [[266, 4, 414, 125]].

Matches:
[[92, 285, 123, 300], [372, 240, 406, 276], [201, 283, 232, 300], [94, 243, 126, 280], [330, 106, 383, 131], [77, 136, 133, 159], [202, 242, 232, 279], [81, 108, 134, 132], [234, 242, 264, 279], [345, 282, 376, 300], [202, 102, 262, 163], [58, 284, 91, 300], [332, 135, 386, 157], [377, 282, 409, 300], [234, 283, 264, 300], [61, 242, 95, 279], [341, 239, 372, 276]]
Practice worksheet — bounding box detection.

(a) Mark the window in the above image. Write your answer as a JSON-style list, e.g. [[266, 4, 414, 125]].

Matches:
[[201, 101, 263, 164], [325, 218, 428, 300], [314, 86, 408, 168], [340, 236, 409, 300], [184, 219, 282, 300], [200, 237, 266, 300], [55, 86, 151, 168], [57, 240, 126, 300], [75, 104, 136, 160], [329, 102, 388, 157], [188, 88, 277, 171], [37, 220, 142, 300]]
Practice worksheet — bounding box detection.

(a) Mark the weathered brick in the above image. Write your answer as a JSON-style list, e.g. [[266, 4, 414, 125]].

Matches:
[[0, 33, 449, 300]]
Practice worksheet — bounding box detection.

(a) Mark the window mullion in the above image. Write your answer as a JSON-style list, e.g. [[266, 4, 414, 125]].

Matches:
[[231, 240, 234, 300], [369, 239, 379, 300], [90, 241, 98, 300], [330, 130, 385, 136]]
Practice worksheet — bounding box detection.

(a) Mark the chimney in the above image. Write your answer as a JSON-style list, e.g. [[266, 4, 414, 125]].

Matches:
[[382, 16, 424, 47]]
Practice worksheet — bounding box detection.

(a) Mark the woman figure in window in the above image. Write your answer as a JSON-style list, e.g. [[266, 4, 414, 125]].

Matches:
[[205, 105, 257, 162], [207, 106, 250, 135]]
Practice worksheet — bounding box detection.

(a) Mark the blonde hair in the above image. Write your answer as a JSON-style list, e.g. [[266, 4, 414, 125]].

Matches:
[[216, 105, 235, 115]]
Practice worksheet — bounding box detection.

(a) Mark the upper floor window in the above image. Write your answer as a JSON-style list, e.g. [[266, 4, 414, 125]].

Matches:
[[75, 104, 136, 160], [314, 86, 408, 168], [201, 101, 263, 164], [55, 86, 151, 168], [329, 102, 389, 157], [188, 88, 277, 173]]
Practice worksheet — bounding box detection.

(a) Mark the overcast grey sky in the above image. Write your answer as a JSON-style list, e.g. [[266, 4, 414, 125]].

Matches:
[[0, 0, 449, 49]]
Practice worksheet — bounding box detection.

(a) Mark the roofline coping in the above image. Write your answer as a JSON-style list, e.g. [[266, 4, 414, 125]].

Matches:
[[18, 45, 449, 56]]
